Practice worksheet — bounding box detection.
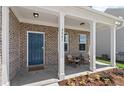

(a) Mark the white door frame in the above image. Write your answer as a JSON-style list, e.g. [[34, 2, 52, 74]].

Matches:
[[27, 31, 45, 67]]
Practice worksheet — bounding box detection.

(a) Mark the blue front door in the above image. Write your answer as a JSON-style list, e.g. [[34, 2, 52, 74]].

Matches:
[[28, 32, 44, 65]]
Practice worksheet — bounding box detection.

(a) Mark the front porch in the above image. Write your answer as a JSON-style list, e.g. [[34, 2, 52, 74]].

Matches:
[[2, 6, 122, 86], [11, 61, 111, 86]]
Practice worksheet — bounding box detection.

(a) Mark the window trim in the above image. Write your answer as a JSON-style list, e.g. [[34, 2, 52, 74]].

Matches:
[[64, 32, 69, 53], [79, 34, 87, 52]]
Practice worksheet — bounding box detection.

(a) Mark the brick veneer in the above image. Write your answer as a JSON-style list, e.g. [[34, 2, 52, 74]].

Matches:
[[65, 29, 90, 56], [9, 9, 90, 80], [9, 10, 20, 80]]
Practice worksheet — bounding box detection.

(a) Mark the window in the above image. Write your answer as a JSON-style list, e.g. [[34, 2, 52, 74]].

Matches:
[[64, 32, 69, 52], [79, 34, 87, 51]]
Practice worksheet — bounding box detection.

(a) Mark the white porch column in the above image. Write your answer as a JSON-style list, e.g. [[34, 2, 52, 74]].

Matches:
[[58, 12, 65, 80], [90, 21, 96, 71], [111, 25, 116, 67], [2, 6, 10, 85]]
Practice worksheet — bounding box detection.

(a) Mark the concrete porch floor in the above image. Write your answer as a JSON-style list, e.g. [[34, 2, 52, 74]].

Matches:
[[11, 62, 111, 86]]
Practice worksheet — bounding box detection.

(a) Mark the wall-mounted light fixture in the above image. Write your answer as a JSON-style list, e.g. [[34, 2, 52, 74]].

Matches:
[[33, 12, 39, 18], [80, 22, 85, 25]]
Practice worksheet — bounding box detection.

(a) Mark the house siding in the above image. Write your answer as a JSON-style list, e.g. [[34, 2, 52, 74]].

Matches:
[[106, 9, 124, 61], [96, 28, 111, 58], [9, 10, 20, 80], [96, 8, 124, 61]]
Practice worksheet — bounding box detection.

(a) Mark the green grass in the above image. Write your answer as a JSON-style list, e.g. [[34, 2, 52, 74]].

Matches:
[[96, 57, 124, 69]]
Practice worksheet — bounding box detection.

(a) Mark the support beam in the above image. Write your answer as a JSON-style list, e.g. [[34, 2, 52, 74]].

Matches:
[[2, 6, 10, 86], [58, 12, 65, 80], [90, 21, 96, 71], [111, 25, 116, 67]]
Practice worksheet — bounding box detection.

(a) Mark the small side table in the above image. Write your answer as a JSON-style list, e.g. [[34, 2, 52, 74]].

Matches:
[[74, 57, 80, 67]]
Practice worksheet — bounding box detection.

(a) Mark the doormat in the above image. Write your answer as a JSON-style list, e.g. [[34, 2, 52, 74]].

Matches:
[[29, 65, 45, 71]]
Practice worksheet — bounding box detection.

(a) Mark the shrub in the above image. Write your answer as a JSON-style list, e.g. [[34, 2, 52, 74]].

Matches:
[[101, 54, 109, 60], [113, 71, 124, 77]]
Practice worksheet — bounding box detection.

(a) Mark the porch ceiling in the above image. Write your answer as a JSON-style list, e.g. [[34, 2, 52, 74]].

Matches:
[[11, 6, 111, 32]]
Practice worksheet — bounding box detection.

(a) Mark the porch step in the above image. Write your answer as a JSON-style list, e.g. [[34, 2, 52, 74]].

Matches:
[[22, 79, 58, 86]]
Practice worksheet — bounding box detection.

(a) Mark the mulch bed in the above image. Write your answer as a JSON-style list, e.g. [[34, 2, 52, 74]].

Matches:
[[59, 68, 124, 86]]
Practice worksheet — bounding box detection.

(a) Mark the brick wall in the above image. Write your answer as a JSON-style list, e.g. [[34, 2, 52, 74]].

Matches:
[[9, 10, 20, 80], [65, 29, 90, 56]]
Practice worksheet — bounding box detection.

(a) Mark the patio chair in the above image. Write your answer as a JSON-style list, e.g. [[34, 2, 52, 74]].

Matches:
[[66, 55, 75, 64], [82, 53, 90, 64], [66, 54, 81, 67]]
